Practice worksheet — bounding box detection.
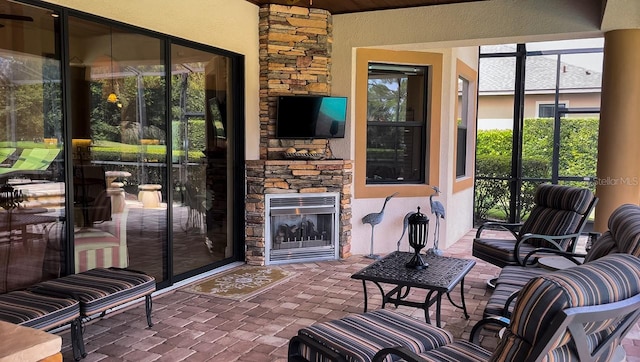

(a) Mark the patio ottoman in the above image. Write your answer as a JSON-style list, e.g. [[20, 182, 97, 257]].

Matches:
[[0, 290, 85, 360], [29, 267, 156, 327], [289, 309, 454, 362]]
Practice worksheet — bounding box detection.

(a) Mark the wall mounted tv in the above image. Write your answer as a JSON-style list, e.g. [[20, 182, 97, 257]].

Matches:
[[276, 95, 347, 139]]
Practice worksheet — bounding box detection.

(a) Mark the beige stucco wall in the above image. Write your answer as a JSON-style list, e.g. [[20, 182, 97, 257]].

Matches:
[[40, 0, 635, 257], [332, 0, 606, 256], [478, 92, 602, 129], [43, 0, 262, 160]]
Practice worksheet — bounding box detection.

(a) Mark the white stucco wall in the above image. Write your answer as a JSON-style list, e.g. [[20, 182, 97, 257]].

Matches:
[[44, 0, 262, 160]]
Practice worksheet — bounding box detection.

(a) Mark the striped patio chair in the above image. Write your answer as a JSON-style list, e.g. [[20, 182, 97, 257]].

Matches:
[[484, 203, 640, 318], [290, 253, 640, 362], [472, 183, 597, 287]]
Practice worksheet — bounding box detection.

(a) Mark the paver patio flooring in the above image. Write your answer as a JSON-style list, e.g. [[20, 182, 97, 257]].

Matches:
[[59, 229, 640, 361]]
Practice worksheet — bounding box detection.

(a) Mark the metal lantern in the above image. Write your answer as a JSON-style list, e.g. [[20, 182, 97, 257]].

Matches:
[[405, 206, 429, 269]]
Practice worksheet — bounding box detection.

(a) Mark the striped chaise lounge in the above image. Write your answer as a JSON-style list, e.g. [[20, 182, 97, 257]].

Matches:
[[483, 203, 640, 319], [472, 184, 596, 287], [289, 253, 640, 362], [0, 290, 85, 360]]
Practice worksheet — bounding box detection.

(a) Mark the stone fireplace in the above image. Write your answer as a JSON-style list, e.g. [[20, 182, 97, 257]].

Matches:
[[265, 192, 339, 264], [244, 5, 352, 266]]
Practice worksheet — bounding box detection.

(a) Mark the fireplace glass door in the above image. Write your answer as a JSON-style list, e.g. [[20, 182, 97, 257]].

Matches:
[[266, 193, 339, 264]]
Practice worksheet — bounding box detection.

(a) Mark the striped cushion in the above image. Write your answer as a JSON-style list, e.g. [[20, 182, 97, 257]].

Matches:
[[299, 309, 453, 362], [471, 239, 538, 266], [0, 290, 79, 330], [28, 268, 155, 316], [413, 340, 491, 362], [74, 227, 124, 272], [485, 204, 640, 320], [495, 264, 551, 288], [482, 282, 522, 318], [585, 204, 640, 262], [492, 254, 640, 361], [519, 184, 594, 248]]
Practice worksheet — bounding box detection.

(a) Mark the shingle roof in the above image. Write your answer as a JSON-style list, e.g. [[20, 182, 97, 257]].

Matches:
[[479, 55, 602, 94]]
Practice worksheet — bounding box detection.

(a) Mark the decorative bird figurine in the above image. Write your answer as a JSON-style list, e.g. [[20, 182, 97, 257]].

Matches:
[[396, 211, 416, 251], [427, 186, 445, 256], [362, 192, 398, 259]]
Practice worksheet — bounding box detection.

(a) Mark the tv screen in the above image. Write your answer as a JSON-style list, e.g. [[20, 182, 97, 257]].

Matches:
[[276, 96, 347, 139]]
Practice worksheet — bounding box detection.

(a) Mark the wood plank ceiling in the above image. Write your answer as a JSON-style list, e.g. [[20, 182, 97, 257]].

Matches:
[[244, 0, 488, 15]]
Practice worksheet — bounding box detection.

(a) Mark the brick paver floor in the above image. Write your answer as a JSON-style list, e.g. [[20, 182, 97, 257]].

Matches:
[[58, 230, 640, 361]]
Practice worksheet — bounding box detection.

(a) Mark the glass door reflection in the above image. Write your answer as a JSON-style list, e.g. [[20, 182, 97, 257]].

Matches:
[[171, 44, 233, 277]]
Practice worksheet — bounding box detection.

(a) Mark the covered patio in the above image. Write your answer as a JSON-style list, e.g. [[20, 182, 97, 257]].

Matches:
[[56, 231, 640, 361]]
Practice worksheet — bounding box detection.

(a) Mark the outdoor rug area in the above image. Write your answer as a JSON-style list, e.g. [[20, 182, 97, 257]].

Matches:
[[185, 265, 297, 301]]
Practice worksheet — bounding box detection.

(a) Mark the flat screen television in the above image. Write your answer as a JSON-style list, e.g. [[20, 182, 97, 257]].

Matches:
[[276, 95, 347, 139]]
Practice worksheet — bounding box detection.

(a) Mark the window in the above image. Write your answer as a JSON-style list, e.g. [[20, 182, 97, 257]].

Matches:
[[366, 63, 427, 184], [538, 103, 566, 118], [354, 48, 442, 199], [453, 60, 477, 192], [456, 77, 469, 178]]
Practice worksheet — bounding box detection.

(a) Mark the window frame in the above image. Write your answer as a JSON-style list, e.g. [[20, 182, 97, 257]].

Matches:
[[453, 59, 478, 193], [365, 63, 428, 184], [355, 48, 442, 199], [536, 101, 568, 118]]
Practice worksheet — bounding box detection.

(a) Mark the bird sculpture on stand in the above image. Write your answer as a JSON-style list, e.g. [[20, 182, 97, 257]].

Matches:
[[426, 186, 445, 256], [362, 192, 398, 259]]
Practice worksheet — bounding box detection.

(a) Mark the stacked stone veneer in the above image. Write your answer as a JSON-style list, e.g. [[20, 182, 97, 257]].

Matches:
[[258, 4, 333, 160], [245, 160, 352, 265], [245, 5, 352, 265]]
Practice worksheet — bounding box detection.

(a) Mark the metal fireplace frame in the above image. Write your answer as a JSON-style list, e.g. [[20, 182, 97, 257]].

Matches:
[[265, 192, 340, 265]]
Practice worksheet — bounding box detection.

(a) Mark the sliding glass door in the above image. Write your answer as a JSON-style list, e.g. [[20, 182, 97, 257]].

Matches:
[[170, 44, 235, 277], [67, 16, 168, 281], [0, 0, 244, 290], [0, 1, 65, 290]]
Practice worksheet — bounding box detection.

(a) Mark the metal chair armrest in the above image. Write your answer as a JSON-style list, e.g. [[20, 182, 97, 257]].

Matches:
[[514, 232, 580, 266], [288, 334, 347, 362], [469, 316, 511, 344], [522, 248, 587, 266], [476, 221, 523, 239]]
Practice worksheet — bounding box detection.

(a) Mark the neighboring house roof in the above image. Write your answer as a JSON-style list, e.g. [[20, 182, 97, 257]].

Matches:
[[479, 53, 602, 95]]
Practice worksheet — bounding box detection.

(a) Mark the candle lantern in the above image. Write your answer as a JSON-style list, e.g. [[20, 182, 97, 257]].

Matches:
[[405, 206, 429, 269]]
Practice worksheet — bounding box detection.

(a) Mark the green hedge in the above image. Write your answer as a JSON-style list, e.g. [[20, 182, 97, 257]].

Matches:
[[474, 155, 549, 223], [475, 117, 598, 223]]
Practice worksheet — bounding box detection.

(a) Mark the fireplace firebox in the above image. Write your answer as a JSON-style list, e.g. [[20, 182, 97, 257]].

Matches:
[[265, 192, 339, 264]]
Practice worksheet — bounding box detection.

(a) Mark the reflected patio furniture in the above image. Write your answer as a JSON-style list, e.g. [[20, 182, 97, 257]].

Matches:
[[0, 148, 61, 177], [73, 165, 111, 227], [138, 184, 162, 209], [105, 170, 131, 214], [0, 147, 16, 166], [44, 204, 130, 273], [0, 211, 58, 293], [180, 182, 207, 233]]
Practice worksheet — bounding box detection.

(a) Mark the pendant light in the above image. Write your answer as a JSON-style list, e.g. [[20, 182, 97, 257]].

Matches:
[[107, 26, 118, 103]]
